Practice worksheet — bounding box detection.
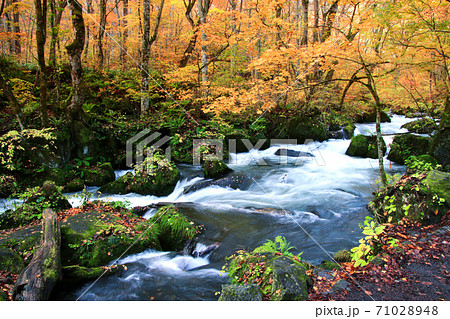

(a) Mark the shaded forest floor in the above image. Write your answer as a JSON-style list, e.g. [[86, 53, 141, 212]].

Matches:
[[310, 212, 450, 301]]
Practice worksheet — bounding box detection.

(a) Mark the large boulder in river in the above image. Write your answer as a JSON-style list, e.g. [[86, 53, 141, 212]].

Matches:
[[99, 155, 180, 196], [202, 159, 232, 179], [274, 149, 314, 158], [431, 127, 450, 170], [401, 118, 438, 134], [184, 174, 252, 194], [343, 123, 356, 139], [0, 181, 71, 230], [81, 162, 115, 186], [355, 110, 391, 123], [345, 135, 386, 159], [285, 116, 327, 143], [218, 284, 262, 301], [387, 134, 431, 164]]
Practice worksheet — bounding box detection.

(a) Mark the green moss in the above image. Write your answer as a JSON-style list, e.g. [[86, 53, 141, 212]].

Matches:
[[0, 290, 8, 301], [202, 160, 232, 179], [422, 170, 450, 204], [333, 250, 352, 263], [388, 134, 431, 164], [81, 162, 115, 186], [285, 116, 327, 143], [64, 179, 85, 193], [318, 260, 340, 270], [0, 175, 18, 198], [345, 135, 386, 159], [343, 123, 356, 139], [0, 248, 25, 273], [401, 118, 437, 134]]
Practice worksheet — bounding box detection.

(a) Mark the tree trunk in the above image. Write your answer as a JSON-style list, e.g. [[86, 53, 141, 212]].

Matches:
[[141, 0, 165, 114], [312, 0, 319, 43], [66, 0, 85, 121], [49, 1, 66, 66], [119, 0, 128, 63], [13, 209, 61, 301], [12, 0, 20, 54], [179, 0, 198, 67], [98, 0, 107, 69], [300, 0, 308, 46], [321, 0, 338, 42], [34, 0, 49, 127], [198, 0, 210, 84]]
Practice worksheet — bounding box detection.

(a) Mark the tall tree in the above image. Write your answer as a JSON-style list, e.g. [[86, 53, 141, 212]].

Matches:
[[197, 0, 210, 83], [34, 0, 49, 126], [98, 0, 107, 69], [66, 0, 85, 122], [119, 0, 128, 63], [49, 0, 67, 67], [179, 0, 198, 67], [141, 0, 165, 114], [300, 0, 308, 46], [12, 0, 20, 54]]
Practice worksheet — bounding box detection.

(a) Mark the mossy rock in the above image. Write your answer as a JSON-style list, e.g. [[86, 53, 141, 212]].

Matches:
[[343, 123, 356, 139], [356, 110, 391, 123], [202, 160, 232, 179], [98, 172, 134, 195], [345, 135, 386, 159], [401, 118, 438, 134], [318, 260, 340, 270], [333, 250, 352, 263], [271, 256, 311, 301], [0, 175, 18, 198], [61, 265, 124, 285], [99, 155, 180, 196], [285, 116, 327, 143], [0, 247, 25, 273], [421, 170, 450, 204], [218, 284, 262, 301], [431, 127, 450, 169], [369, 172, 449, 224], [0, 181, 71, 230], [63, 179, 85, 193], [388, 134, 431, 164], [81, 162, 115, 186]]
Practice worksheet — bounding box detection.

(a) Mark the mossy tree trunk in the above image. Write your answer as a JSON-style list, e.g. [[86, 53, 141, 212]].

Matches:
[[13, 209, 62, 301]]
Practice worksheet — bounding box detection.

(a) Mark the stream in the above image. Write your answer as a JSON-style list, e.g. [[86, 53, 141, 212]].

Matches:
[[1, 115, 419, 300]]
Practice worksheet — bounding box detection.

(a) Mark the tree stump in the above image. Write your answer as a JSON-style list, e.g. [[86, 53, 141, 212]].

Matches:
[[13, 209, 62, 301]]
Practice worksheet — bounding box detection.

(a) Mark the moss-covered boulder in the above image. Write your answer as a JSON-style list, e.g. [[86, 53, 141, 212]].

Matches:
[[333, 250, 352, 263], [343, 123, 356, 139], [81, 163, 115, 186], [0, 181, 71, 230], [369, 171, 449, 225], [387, 134, 431, 164], [0, 247, 25, 273], [285, 116, 327, 143], [218, 284, 262, 301], [61, 265, 124, 285], [0, 289, 8, 301], [431, 127, 450, 169], [60, 204, 197, 267], [271, 257, 311, 301], [345, 135, 386, 159], [356, 110, 391, 123], [401, 118, 438, 134], [202, 160, 232, 179], [63, 179, 85, 193], [99, 155, 180, 196], [0, 175, 18, 198]]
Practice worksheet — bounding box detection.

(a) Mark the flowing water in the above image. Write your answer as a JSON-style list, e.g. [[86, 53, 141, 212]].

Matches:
[[1, 115, 419, 300]]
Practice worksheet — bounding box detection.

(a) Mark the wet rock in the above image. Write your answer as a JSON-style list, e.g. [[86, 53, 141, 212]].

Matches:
[[218, 284, 262, 301], [330, 279, 350, 292], [422, 170, 450, 204], [271, 257, 311, 301], [333, 250, 352, 263], [63, 179, 84, 193], [0, 248, 25, 273], [401, 118, 438, 134], [431, 127, 450, 169], [345, 135, 386, 159], [81, 162, 115, 186], [318, 260, 340, 270], [184, 174, 252, 194], [285, 116, 327, 143], [387, 134, 431, 164], [202, 159, 232, 179], [343, 124, 356, 139], [0, 181, 71, 230], [61, 265, 124, 285], [274, 149, 314, 158], [356, 110, 391, 123], [327, 130, 344, 140]]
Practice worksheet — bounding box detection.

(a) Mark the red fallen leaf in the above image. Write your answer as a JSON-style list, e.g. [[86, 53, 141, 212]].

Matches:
[[422, 281, 433, 285], [365, 290, 373, 296]]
